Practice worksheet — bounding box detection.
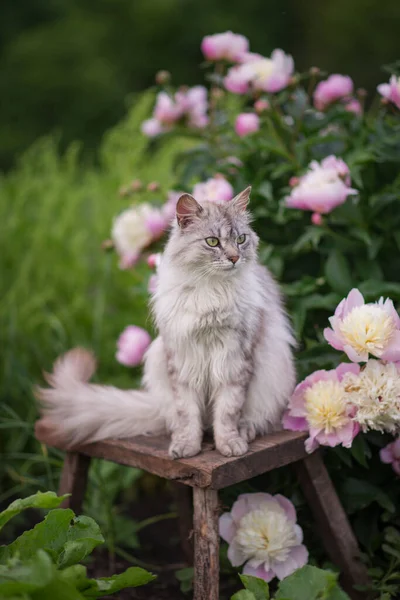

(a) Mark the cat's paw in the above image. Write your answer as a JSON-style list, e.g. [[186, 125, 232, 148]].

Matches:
[[216, 436, 248, 457], [168, 438, 202, 459], [239, 422, 257, 443]]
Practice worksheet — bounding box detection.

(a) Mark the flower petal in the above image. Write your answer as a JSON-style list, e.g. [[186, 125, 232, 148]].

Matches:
[[227, 540, 246, 567], [242, 562, 275, 582], [272, 544, 308, 580], [335, 362, 360, 380], [343, 289, 365, 317], [323, 327, 343, 351], [219, 513, 236, 543], [274, 494, 297, 523], [343, 343, 367, 363], [381, 330, 400, 362], [282, 413, 308, 431]]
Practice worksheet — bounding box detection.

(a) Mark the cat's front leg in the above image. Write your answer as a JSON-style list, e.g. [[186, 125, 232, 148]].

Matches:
[[213, 384, 248, 457], [168, 384, 203, 459]]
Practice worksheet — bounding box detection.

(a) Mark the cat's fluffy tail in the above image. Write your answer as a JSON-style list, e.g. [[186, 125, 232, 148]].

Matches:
[[34, 348, 166, 448]]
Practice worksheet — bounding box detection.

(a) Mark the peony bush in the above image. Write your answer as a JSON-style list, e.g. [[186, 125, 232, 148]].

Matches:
[[106, 31, 400, 595]]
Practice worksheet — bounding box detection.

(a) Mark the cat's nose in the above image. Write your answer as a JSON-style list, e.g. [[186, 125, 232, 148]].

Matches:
[[228, 255, 239, 264]]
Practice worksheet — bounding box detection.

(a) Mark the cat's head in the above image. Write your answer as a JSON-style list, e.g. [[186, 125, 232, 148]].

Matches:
[[167, 186, 259, 274]]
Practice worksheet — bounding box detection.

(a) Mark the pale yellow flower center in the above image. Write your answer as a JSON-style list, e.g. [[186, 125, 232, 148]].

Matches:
[[305, 379, 348, 433], [250, 59, 274, 82], [235, 505, 298, 566], [339, 305, 396, 357]]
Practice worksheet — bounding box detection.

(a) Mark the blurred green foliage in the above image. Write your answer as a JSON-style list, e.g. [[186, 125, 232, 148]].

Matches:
[[1, 0, 400, 169], [0, 91, 192, 501]]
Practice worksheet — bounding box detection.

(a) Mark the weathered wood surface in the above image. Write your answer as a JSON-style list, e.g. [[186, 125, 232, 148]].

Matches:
[[74, 430, 308, 489], [58, 452, 91, 514], [294, 451, 369, 600], [193, 487, 219, 600]]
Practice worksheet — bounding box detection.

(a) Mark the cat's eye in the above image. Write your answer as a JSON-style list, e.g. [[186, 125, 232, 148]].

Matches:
[[237, 234, 246, 244], [205, 237, 219, 247]]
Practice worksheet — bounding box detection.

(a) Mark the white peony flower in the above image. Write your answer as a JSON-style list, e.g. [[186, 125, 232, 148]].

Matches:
[[342, 360, 400, 433]]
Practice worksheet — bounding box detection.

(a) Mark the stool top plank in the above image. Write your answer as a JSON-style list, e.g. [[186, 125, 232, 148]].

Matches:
[[75, 430, 308, 489]]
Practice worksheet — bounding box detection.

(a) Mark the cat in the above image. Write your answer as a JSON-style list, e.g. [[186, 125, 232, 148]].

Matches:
[[35, 186, 296, 459]]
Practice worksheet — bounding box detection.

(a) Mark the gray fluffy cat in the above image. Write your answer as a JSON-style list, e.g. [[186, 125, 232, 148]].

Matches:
[[36, 187, 296, 458]]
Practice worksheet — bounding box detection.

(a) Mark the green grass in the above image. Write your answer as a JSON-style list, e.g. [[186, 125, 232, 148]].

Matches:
[[0, 91, 192, 501]]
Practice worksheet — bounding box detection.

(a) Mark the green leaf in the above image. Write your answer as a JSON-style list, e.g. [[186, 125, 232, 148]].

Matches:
[[0, 509, 75, 563], [324, 250, 352, 295], [340, 478, 395, 514], [31, 574, 87, 600], [58, 516, 104, 568], [83, 567, 156, 597], [292, 226, 325, 253], [350, 435, 371, 468], [275, 566, 350, 600], [0, 492, 69, 531], [239, 574, 270, 599], [0, 510, 104, 567], [231, 591, 257, 600], [0, 550, 55, 595]]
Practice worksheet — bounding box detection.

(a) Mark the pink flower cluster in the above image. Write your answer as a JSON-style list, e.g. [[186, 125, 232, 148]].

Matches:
[[284, 288, 400, 453], [313, 74, 361, 114], [377, 75, 400, 109], [285, 155, 357, 219], [142, 86, 208, 137]]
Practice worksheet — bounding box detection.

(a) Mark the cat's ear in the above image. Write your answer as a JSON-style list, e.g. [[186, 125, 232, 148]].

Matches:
[[231, 186, 251, 212], [176, 194, 203, 228]]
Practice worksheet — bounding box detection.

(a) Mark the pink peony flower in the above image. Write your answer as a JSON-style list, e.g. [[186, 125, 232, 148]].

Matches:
[[142, 87, 208, 137], [380, 438, 400, 475], [201, 31, 249, 62], [313, 74, 354, 110], [112, 204, 167, 269], [175, 86, 209, 128], [144, 209, 167, 239], [283, 364, 360, 453], [116, 325, 152, 367], [154, 91, 183, 123], [344, 98, 363, 115], [285, 155, 357, 215], [235, 113, 260, 137], [219, 492, 308, 582], [224, 49, 294, 95], [323, 288, 400, 363], [193, 176, 234, 204], [141, 118, 164, 137], [377, 75, 400, 110]]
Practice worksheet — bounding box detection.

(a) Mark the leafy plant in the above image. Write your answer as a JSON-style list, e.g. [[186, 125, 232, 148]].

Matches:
[[231, 567, 350, 600], [0, 491, 155, 599]]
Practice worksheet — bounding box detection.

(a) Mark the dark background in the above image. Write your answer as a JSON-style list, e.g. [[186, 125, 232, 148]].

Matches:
[[1, 0, 399, 170]]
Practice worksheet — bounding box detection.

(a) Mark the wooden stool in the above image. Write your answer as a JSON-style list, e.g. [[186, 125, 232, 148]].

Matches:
[[56, 431, 368, 600]]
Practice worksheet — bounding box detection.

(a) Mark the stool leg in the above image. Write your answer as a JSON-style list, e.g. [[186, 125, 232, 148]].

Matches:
[[58, 451, 91, 514], [193, 487, 219, 600], [294, 451, 369, 599], [171, 482, 194, 563]]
